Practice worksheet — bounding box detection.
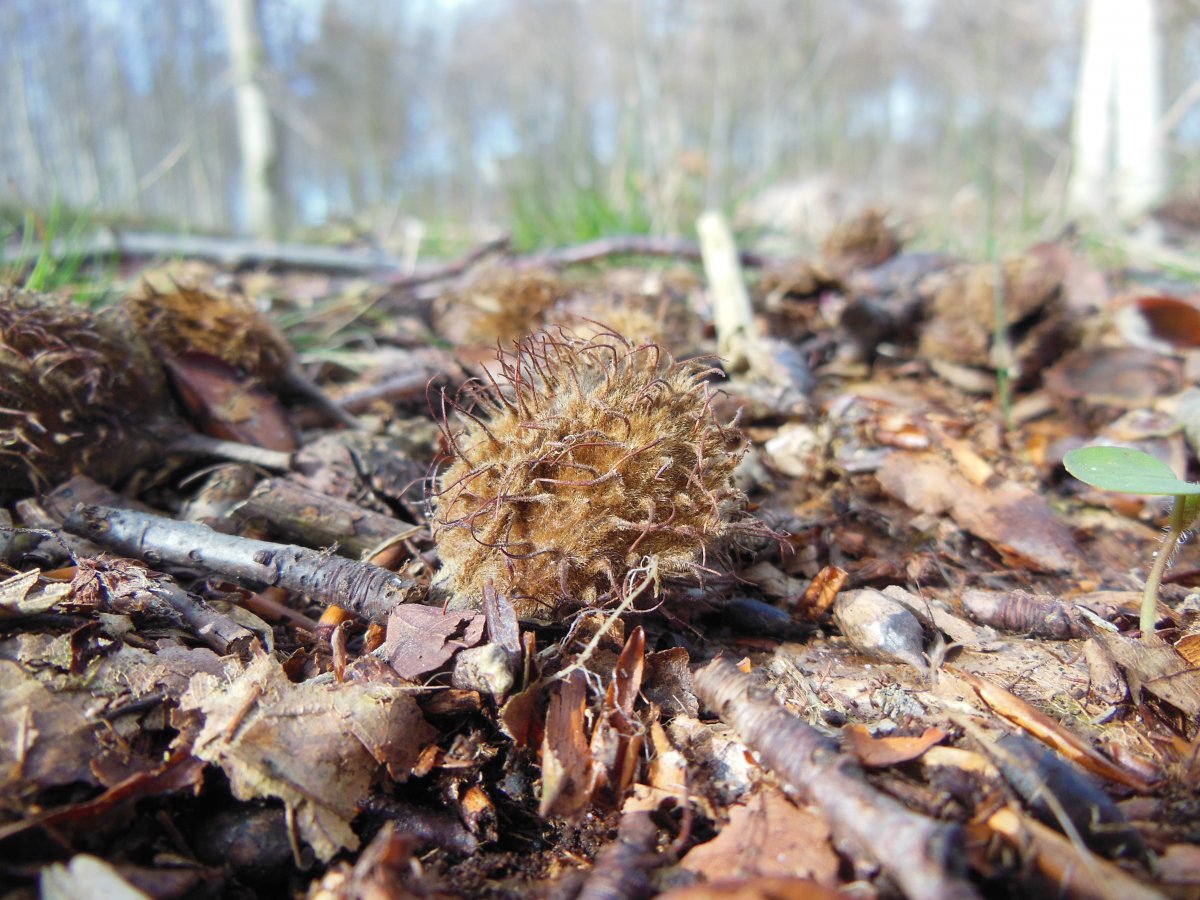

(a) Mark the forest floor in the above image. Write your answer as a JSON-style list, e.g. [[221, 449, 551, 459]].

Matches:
[[2, 211, 1200, 899]]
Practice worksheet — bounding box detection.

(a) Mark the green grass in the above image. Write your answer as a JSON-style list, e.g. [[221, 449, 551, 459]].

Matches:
[[508, 176, 653, 252], [1, 202, 116, 304]]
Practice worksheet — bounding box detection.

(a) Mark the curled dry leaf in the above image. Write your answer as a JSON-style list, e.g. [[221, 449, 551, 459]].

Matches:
[[181, 654, 435, 861]]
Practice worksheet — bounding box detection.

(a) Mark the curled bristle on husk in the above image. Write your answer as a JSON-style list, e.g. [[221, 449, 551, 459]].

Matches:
[[431, 328, 751, 617], [0, 289, 171, 499], [124, 278, 293, 382]]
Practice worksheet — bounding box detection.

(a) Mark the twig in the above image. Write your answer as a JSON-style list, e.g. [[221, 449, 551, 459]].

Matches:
[[233, 478, 422, 560], [694, 658, 980, 900], [551, 557, 658, 686], [151, 580, 259, 655], [63, 505, 421, 622], [167, 433, 292, 471], [517, 234, 774, 270], [576, 810, 660, 900]]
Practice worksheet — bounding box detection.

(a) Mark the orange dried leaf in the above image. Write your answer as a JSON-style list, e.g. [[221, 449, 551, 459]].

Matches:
[[844, 725, 947, 768]]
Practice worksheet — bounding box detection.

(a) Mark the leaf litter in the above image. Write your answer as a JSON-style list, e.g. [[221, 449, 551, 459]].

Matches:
[[1, 215, 1200, 897]]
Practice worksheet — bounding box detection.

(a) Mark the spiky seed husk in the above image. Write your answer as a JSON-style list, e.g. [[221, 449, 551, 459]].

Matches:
[[431, 329, 749, 617], [432, 268, 565, 349], [124, 279, 293, 382], [0, 289, 170, 500]]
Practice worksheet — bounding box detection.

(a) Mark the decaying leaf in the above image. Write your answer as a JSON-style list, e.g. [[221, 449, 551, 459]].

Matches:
[[1090, 630, 1200, 718], [181, 654, 435, 860], [384, 605, 485, 681], [0, 659, 104, 814], [680, 787, 839, 885]]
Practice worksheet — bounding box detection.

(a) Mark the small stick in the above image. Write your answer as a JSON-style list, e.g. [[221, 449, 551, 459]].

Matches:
[[576, 810, 660, 900], [167, 433, 292, 471], [697, 211, 756, 374], [152, 580, 258, 655], [63, 505, 421, 622], [694, 658, 980, 900], [234, 478, 422, 560]]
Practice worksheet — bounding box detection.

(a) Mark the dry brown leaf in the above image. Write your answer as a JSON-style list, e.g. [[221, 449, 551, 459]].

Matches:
[[843, 725, 947, 768], [384, 605, 485, 681], [1091, 630, 1200, 717], [0, 659, 103, 814], [953, 668, 1154, 792], [164, 352, 297, 452], [1159, 843, 1200, 886], [181, 653, 435, 861], [680, 787, 839, 885], [877, 452, 1079, 573]]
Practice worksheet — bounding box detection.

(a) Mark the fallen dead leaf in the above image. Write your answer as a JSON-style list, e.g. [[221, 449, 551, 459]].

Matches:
[[680, 787, 839, 886], [384, 604, 485, 681], [181, 653, 435, 860], [843, 724, 947, 768]]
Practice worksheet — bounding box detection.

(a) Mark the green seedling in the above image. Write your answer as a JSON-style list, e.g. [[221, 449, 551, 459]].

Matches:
[[1064, 446, 1200, 636]]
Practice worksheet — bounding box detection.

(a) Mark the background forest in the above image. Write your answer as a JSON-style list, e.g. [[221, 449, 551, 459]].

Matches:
[[3, 0, 1200, 257]]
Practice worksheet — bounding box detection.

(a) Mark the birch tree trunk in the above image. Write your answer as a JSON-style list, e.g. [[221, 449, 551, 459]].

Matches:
[[1068, 0, 1165, 221], [223, 0, 279, 238]]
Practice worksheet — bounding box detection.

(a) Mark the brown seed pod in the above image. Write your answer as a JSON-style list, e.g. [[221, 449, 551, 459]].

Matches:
[[124, 271, 357, 431], [430, 328, 751, 617], [124, 278, 293, 384], [432, 267, 566, 349], [548, 294, 667, 348], [0, 289, 171, 500]]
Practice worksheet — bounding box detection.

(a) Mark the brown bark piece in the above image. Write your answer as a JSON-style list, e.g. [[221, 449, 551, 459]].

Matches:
[[539, 671, 594, 819]]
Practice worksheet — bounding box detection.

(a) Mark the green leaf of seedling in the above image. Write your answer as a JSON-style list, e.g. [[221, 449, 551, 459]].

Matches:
[[1063, 446, 1200, 496]]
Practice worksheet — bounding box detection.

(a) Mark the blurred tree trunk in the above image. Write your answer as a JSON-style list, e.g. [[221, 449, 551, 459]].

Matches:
[[1069, 0, 1165, 221], [224, 0, 279, 237]]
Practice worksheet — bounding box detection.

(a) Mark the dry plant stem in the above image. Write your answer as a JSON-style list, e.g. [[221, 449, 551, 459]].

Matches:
[[1142, 499, 1187, 636], [167, 432, 292, 471], [518, 234, 774, 271], [576, 810, 660, 900], [694, 659, 980, 900], [63, 504, 420, 622], [235, 478, 422, 560]]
